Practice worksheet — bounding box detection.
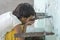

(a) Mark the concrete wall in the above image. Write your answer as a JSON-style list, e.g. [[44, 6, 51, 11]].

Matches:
[[0, 0, 34, 14]]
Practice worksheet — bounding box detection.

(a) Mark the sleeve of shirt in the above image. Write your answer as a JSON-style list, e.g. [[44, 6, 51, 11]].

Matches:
[[11, 13, 21, 27], [0, 12, 21, 39], [8, 13, 22, 32]]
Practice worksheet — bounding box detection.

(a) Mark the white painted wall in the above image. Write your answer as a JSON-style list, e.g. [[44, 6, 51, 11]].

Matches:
[[34, 0, 60, 40], [34, 0, 47, 13], [46, 0, 60, 40]]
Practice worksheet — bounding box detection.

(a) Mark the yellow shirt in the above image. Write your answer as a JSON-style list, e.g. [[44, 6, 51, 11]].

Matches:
[[5, 24, 24, 40]]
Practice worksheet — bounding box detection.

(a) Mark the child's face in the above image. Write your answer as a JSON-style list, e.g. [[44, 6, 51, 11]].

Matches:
[[26, 15, 35, 22], [21, 15, 36, 25]]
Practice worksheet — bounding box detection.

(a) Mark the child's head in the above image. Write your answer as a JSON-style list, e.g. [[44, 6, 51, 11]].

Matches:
[[13, 3, 36, 24]]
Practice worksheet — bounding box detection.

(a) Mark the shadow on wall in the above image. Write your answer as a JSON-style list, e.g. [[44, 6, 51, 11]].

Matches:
[[0, 0, 33, 15]]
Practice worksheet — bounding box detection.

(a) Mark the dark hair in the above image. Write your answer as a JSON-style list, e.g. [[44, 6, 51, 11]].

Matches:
[[13, 3, 36, 19]]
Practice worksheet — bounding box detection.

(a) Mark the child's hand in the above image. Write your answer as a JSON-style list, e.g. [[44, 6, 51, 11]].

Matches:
[[25, 21, 34, 25]]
